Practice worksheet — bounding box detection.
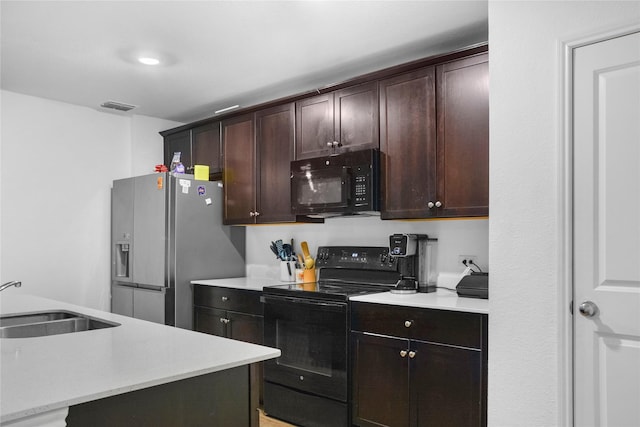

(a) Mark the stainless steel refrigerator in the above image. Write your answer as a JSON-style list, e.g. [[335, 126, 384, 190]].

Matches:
[[111, 173, 245, 329]]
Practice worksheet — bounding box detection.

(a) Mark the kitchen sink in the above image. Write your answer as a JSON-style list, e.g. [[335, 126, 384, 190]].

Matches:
[[0, 310, 120, 338]]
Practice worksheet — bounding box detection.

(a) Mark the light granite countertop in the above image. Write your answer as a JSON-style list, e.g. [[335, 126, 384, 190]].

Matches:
[[350, 289, 489, 314], [0, 294, 280, 423], [192, 276, 488, 314], [191, 276, 290, 291]]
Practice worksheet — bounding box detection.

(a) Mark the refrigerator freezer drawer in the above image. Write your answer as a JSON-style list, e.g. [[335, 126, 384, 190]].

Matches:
[[111, 284, 167, 325], [133, 287, 166, 324]]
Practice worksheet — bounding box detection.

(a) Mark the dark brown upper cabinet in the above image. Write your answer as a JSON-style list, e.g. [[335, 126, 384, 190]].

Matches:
[[163, 129, 192, 171], [255, 103, 296, 223], [380, 52, 489, 219], [380, 67, 437, 219], [222, 114, 256, 225], [222, 104, 295, 225], [436, 53, 489, 217], [295, 81, 379, 159], [192, 122, 222, 180], [162, 122, 222, 180]]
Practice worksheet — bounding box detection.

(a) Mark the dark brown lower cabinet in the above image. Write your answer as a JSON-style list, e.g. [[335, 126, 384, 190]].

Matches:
[[193, 285, 264, 427], [67, 366, 250, 427], [352, 333, 411, 427], [351, 302, 487, 427]]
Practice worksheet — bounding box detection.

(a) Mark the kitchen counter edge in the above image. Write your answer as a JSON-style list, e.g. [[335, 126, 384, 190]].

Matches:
[[0, 295, 280, 423]]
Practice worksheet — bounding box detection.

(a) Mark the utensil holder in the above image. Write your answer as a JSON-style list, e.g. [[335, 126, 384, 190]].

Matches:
[[302, 267, 316, 284], [280, 261, 295, 282]]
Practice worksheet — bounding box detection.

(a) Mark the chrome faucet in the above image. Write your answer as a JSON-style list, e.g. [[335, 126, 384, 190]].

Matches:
[[0, 281, 22, 292]]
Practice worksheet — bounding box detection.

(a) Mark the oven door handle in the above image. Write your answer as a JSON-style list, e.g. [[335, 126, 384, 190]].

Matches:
[[261, 295, 346, 309]]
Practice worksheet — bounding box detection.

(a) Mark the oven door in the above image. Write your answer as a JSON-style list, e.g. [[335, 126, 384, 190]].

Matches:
[[291, 166, 350, 214], [263, 294, 348, 401]]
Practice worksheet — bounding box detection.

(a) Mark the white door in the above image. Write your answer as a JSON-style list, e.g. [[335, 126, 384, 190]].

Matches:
[[573, 31, 640, 427]]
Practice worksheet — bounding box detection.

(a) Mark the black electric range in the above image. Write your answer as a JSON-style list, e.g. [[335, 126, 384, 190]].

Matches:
[[264, 246, 402, 301], [262, 246, 402, 427]]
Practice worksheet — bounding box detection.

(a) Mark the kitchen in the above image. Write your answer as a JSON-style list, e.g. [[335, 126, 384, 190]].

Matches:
[[1, 2, 639, 427]]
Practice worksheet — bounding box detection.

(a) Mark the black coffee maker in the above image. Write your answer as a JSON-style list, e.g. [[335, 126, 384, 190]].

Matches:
[[389, 233, 437, 293]]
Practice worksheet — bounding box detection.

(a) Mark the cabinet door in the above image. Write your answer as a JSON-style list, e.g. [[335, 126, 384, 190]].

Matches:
[[227, 311, 263, 345], [352, 332, 410, 427], [334, 81, 379, 152], [163, 130, 192, 170], [192, 122, 222, 178], [379, 67, 437, 219], [222, 114, 256, 224], [295, 93, 334, 159], [411, 341, 484, 427], [255, 103, 295, 223], [193, 306, 226, 337], [436, 53, 489, 217]]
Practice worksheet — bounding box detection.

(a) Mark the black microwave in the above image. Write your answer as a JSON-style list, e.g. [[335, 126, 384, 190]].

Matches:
[[290, 149, 380, 216]]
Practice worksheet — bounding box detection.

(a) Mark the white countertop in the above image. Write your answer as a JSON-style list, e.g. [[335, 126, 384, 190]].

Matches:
[[0, 295, 280, 423], [350, 289, 489, 314], [191, 276, 290, 291]]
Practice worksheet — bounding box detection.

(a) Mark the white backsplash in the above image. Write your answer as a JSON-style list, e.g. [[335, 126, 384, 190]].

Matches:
[[245, 216, 489, 281]]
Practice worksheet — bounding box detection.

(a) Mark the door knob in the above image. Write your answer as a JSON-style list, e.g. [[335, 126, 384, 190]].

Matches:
[[578, 301, 598, 318]]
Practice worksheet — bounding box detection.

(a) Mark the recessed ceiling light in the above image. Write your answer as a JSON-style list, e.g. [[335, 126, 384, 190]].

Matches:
[[138, 57, 160, 66]]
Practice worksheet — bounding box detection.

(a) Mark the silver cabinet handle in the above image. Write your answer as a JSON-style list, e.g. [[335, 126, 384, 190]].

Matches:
[[221, 296, 228, 302], [400, 350, 408, 358], [427, 201, 435, 208], [435, 201, 442, 208], [249, 211, 255, 217], [579, 301, 598, 318], [408, 351, 416, 359], [327, 142, 333, 147], [254, 211, 260, 216], [219, 318, 230, 324], [404, 320, 412, 328]]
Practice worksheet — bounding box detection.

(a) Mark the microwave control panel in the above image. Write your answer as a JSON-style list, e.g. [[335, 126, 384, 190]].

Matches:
[[353, 165, 371, 207]]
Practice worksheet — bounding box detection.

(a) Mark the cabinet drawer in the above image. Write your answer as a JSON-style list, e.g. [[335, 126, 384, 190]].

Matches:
[[194, 285, 262, 315], [351, 302, 484, 349]]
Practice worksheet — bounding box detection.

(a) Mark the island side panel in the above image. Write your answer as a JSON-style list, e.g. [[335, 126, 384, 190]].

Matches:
[[66, 366, 250, 426]]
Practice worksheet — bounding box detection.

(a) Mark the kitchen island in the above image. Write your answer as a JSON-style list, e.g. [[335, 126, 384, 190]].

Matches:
[[0, 294, 280, 426]]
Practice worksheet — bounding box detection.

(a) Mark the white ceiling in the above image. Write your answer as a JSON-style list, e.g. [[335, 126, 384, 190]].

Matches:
[[0, 1, 488, 123]]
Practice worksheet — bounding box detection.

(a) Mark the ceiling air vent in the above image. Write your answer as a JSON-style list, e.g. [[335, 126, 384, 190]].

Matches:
[[100, 100, 137, 112]]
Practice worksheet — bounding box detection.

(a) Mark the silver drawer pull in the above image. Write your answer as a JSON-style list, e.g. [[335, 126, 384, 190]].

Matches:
[[400, 350, 408, 358], [404, 320, 412, 328], [408, 351, 416, 359], [221, 296, 229, 302]]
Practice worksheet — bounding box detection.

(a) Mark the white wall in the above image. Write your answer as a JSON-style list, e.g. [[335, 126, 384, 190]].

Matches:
[[488, 2, 639, 426], [0, 90, 182, 310], [245, 217, 488, 282]]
